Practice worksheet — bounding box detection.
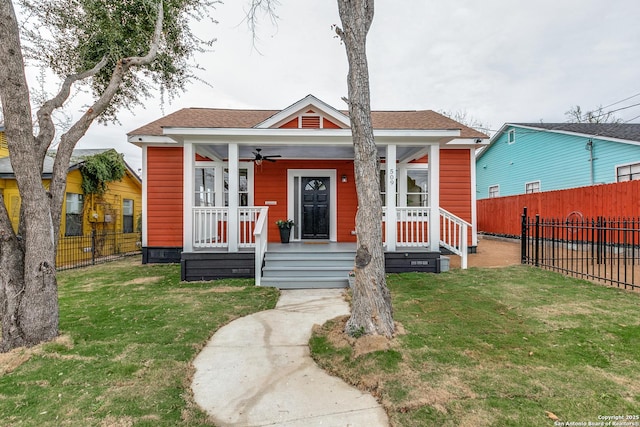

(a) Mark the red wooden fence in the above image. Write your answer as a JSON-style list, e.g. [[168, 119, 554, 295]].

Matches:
[[477, 181, 640, 237]]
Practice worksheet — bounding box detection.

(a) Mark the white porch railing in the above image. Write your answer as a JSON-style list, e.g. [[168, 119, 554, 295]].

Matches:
[[396, 207, 432, 247], [253, 207, 269, 286], [193, 205, 470, 270], [439, 207, 471, 269], [386, 207, 471, 269], [193, 207, 227, 248], [193, 207, 266, 249]]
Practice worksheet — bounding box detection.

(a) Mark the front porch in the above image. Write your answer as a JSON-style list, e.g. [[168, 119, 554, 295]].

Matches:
[[180, 206, 469, 286]]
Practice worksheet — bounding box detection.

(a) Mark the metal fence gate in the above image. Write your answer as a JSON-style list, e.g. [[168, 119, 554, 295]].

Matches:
[[521, 207, 640, 290]]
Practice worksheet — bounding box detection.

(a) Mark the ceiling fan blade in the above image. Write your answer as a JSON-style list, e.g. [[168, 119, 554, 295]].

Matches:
[[264, 155, 282, 159], [265, 157, 277, 162]]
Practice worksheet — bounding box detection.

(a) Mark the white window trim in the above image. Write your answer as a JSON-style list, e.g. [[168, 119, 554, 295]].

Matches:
[[397, 163, 429, 207], [488, 184, 500, 198], [507, 129, 515, 144], [525, 180, 541, 194], [287, 169, 337, 242], [614, 161, 640, 182], [194, 160, 254, 206]]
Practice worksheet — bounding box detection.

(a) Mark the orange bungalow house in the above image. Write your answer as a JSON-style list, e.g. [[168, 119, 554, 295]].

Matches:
[[128, 95, 489, 287]]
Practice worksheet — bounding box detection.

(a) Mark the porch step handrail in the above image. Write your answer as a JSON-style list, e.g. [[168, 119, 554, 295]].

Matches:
[[253, 207, 269, 286], [439, 207, 471, 269]]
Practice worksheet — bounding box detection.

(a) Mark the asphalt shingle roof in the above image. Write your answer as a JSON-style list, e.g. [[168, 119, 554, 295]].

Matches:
[[514, 123, 640, 143], [0, 148, 123, 177], [128, 107, 487, 139]]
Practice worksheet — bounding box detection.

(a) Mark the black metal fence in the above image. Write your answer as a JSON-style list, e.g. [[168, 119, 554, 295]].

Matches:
[[57, 231, 142, 271], [521, 207, 640, 290]]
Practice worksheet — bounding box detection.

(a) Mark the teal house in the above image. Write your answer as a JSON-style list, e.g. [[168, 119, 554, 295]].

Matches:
[[476, 123, 640, 199]]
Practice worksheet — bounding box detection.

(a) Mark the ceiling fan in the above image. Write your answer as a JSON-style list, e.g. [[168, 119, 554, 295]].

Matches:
[[252, 148, 281, 165]]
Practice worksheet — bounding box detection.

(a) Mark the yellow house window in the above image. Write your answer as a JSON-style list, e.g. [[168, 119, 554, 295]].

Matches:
[[65, 193, 83, 236], [123, 199, 134, 233]]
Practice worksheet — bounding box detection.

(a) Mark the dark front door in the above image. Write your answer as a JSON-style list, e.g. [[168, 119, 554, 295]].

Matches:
[[302, 177, 330, 239]]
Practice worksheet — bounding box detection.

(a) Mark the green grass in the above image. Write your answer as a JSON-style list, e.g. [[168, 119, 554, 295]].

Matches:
[[0, 257, 279, 426], [310, 266, 640, 427]]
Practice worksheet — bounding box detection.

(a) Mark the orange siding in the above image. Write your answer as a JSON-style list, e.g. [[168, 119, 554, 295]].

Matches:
[[254, 160, 357, 242], [323, 119, 341, 129], [279, 118, 298, 128], [147, 147, 183, 246], [440, 149, 472, 223], [477, 180, 640, 237]]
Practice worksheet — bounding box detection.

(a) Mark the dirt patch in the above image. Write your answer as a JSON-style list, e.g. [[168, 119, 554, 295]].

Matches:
[[449, 235, 521, 269], [122, 277, 162, 286], [319, 315, 399, 358], [0, 334, 74, 375]]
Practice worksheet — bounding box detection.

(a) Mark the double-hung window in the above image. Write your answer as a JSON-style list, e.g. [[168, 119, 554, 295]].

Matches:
[[379, 164, 429, 207], [525, 181, 540, 194], [123, 199, 134, 233], [65, 193, 83, 236], [617, 162, 640, 182], [194, 163, 253, 207]]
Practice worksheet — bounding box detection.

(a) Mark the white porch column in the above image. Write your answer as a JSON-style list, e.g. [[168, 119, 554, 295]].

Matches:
[[428, 144, 440, 252], [141, 145, 148, 248], [183, 141, 194, 252], [228, 143, 239, 252], [385, 144, 397, 251], [469, 148, 478, 247]]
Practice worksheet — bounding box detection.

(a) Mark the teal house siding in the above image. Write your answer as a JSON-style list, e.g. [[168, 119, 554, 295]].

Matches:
[[476, 123, 640, 199]]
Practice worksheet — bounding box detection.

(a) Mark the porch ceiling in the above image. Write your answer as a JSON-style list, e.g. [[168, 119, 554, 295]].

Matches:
[[195, 144, 424, 161]]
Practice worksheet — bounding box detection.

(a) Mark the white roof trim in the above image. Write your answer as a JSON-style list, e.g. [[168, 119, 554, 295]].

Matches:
[[127, 135, 177, 147], [254, 94, 351, 129], [493, 123, 640, 147], [161, 127, 460, 145], [444, 138, 490, 146]]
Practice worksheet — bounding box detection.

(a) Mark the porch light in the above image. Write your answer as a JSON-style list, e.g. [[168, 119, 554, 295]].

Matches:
[[341, 174, 347, 183]]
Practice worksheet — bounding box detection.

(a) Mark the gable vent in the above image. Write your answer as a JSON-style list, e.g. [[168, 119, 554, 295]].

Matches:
[[301, 115, 321, 128]]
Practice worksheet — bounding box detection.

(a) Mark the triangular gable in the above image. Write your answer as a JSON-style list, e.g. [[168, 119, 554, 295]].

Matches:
[[254, 94, 351, 129]]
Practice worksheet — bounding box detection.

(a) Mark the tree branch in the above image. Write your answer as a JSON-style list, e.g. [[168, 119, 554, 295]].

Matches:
[[48, 0, 165, 238], [35, 56, 108, 150], [121, 0, 164, 68]]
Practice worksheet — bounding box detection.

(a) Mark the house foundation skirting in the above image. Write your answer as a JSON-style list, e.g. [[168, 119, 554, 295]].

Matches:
[[180, 250, 445, 283], [180, 252, 256, 282], [142, 247, 183, 264], [384, 251, 443, 273]]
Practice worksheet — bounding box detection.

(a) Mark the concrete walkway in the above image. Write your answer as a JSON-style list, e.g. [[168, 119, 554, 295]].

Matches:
[[192, 289, 389, 427]]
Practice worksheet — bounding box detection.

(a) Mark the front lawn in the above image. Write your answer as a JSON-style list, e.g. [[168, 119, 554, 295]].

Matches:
[[311, 266, 640, 426], [0, 258, 279, 426]]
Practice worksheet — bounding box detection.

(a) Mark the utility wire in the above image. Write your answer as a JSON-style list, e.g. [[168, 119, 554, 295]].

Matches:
[[600, 91, 640, 110]]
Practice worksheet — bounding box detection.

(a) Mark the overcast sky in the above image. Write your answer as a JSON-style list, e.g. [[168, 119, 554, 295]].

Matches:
[[65, 0, 640, 172]]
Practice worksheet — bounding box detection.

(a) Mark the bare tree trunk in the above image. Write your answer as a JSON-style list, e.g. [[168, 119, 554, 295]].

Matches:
[[0, 0, 59, 351], [336, 0, 394, 338]]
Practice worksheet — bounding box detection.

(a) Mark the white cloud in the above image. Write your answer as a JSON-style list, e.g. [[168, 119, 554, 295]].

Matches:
[[41, 0, 639, 172]]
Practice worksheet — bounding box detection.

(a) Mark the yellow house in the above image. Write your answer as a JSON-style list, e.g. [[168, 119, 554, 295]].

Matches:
[[0, 140, 142, 268]]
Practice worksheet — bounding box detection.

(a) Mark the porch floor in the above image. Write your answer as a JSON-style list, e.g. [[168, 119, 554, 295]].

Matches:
[[268, 242, 356, 253]]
